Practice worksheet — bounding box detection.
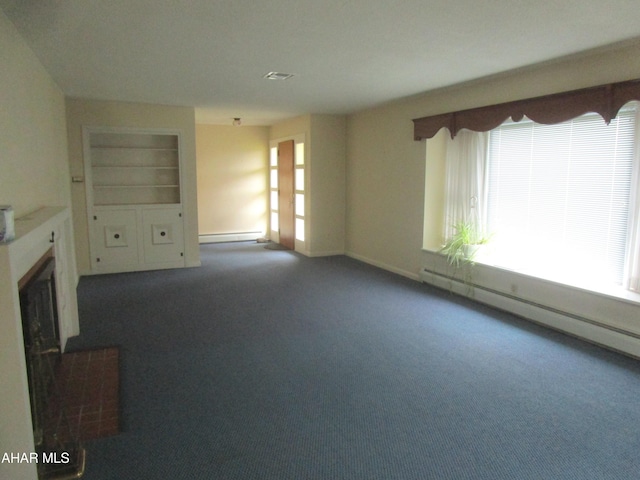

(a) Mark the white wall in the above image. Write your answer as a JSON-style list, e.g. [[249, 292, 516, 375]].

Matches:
[[0, 11, 70, 217], [0, 10, 72, 480], [308, 115, 347, 256], [346, 104, 427, 277]]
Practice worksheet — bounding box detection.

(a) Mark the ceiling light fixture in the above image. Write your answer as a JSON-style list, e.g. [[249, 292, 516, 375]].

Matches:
[[232, 118, 242, 126], [263, 72, 295, 80]]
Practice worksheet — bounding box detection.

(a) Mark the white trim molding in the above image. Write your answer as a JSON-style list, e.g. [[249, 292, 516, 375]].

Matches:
[[346, 251, 420, 281], [199, 232, 264, 244]]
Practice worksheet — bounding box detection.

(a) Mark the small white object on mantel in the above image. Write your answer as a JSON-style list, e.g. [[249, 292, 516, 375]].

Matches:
[[0, 205, 15, 243]]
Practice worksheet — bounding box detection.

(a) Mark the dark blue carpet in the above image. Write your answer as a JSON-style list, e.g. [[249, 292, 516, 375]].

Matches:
[[68, 242, 640, 479]]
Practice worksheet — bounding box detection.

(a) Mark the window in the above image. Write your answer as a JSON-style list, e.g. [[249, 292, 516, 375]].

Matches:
[[484, 103, 639, 288]]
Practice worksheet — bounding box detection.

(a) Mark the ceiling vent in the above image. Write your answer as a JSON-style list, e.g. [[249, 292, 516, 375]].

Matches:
[[263, 72, 295, 80]]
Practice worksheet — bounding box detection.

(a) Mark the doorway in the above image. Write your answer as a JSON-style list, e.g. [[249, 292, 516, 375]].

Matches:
[[277, 140, 295, 250]]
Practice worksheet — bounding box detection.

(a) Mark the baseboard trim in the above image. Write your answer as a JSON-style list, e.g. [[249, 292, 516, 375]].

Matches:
[[345, 251, 420, 281], [420, 268, 640, 359], [199, 232, 263, 244], [306, 250, 345, 257]]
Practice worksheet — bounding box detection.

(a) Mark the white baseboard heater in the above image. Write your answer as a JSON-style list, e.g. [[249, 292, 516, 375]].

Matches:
[[199, 232, 264, 244], [420, 267, 640, 359]]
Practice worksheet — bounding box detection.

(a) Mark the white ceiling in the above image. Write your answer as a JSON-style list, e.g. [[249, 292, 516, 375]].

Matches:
[[2, 0, 640, 125]]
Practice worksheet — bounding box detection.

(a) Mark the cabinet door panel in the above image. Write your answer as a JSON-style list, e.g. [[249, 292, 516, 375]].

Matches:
[[142, 208, 184, 265], [91, 210, 139, 272]]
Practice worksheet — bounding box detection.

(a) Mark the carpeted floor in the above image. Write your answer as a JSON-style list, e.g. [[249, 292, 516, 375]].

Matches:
[[263, 241, 290, 250], [67, 242, 640, 479]]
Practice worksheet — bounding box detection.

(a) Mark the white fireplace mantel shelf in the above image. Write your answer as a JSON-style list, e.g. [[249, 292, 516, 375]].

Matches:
[[7, 207, 66, 276]]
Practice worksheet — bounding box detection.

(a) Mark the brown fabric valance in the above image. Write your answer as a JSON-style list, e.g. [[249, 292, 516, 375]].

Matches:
[[413, 79, 640, 140]]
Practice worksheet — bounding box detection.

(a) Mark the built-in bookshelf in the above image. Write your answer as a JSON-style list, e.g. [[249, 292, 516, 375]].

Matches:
[[83, 128, 185, 273], [88, 132, 181, 206]]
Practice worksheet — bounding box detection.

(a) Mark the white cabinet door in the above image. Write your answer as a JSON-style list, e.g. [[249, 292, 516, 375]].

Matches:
[[142, 207, 184, 265], [89, 207, 185, 273], [91, 209, 140, 272]]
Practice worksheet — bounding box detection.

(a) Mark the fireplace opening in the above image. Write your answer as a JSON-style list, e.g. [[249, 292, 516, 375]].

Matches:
[[19, 251, 85, 479]]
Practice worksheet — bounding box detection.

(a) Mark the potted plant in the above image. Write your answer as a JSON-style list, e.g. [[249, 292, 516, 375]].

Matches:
[[440, 221, 490, 267]]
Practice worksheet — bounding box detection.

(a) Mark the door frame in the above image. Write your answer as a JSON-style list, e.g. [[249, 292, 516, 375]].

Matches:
[[277, 140, 295, 250], [269, 134, 306, 252]]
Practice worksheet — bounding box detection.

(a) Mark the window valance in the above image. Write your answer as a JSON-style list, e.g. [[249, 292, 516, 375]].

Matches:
[[413, 78, 640, 140]]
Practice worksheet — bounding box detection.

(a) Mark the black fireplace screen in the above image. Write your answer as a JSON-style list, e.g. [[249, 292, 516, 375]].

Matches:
[[19, 256, 85, 479]]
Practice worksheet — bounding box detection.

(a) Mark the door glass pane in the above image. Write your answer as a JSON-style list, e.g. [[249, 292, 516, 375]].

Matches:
[[296, 194, 304, 217], [295, 169, 304, 191], [295, 143, 304, 165]]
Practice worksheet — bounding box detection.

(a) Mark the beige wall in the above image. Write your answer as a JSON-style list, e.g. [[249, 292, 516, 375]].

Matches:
[[345, 40, 640, 355], [346, 40, 640, 279], [270, 114, 346, 256], [0, 12, 70, 217], [196, 124, 270, 237], [0, 10, 71, 480], [270, 114, 311, 141], [308, 115, 346, 255], [423, 129, 447, 250], [65, 98, 200, 274], [346, 103, 427, 276]]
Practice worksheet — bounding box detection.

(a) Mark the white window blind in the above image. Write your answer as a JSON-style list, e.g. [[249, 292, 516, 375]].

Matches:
[[486, 103, 638, 286]]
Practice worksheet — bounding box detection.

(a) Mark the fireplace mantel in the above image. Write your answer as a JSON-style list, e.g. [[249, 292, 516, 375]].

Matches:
[[0, 206, 80, 480]]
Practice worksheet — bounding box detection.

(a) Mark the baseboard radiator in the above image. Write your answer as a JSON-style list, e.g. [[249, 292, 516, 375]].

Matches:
[[199, 232, 264, 244], [420, 267, 640, 359]]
